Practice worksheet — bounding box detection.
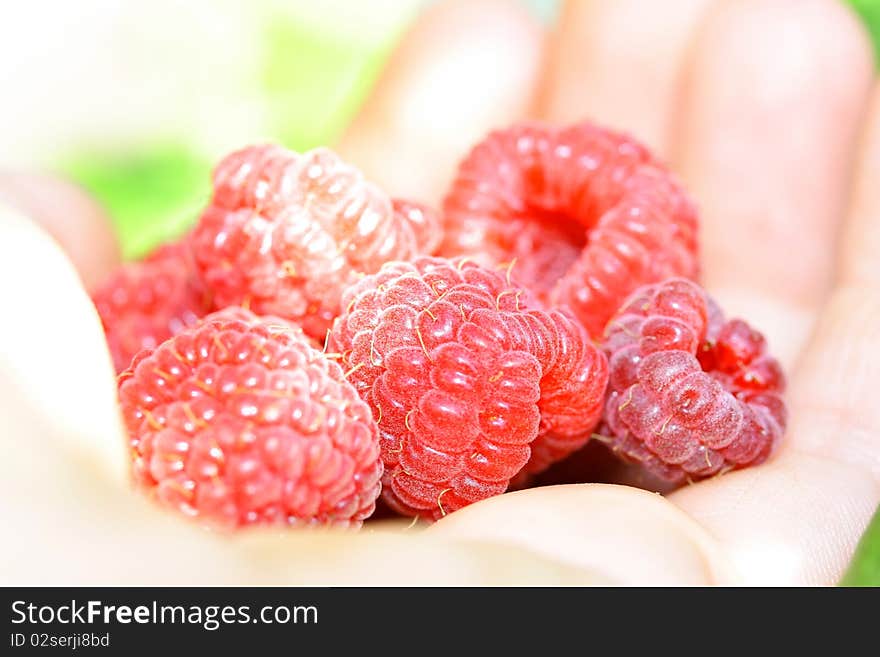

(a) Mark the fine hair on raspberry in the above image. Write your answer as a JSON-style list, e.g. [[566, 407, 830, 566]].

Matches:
[[600, 278, 787, 483], [328, 256, 608, 519], [189, 143, 441, 340], [117, 307, 383, 528]]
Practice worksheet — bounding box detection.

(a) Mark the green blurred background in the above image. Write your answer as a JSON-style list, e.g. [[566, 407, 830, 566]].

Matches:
[[56, 0, 430, 258]]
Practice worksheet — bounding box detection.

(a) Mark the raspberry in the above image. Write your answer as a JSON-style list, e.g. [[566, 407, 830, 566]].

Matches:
[[117, 308, 382, 528], [91, 242, 209, 373], [391, 198, 442, 256], [601, 278, 787, 483], [328, 256, 608, 519], [190, 144, 441, 339], [440, 122, 698, 338]]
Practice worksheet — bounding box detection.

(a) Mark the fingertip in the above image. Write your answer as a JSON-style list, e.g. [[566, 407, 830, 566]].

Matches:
[[0, 172, 120, 290], [538, 0, 713, 155], [682, 0, 873, 109], [337, 0, 544, 203], [678, 0, 874, 187]]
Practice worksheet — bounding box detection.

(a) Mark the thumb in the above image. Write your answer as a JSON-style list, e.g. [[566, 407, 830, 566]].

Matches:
[[0, 201, 126, 487], [429, 483, 737, 585]]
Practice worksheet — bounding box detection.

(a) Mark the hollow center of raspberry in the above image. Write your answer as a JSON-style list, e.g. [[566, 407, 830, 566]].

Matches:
[[503, 208, 587, 299]]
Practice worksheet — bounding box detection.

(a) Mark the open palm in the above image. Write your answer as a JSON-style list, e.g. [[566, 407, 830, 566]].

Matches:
[[2, 0, 878, 585]]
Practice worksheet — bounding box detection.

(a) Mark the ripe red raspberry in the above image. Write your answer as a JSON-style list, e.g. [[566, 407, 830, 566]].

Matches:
[[190, 143, 441, 339], [117, 307, 382, 528], [601, 278, 787, 483], [328, 256, 608, 519], [440, 122, 698, 338], [92, 242, 209, 373]]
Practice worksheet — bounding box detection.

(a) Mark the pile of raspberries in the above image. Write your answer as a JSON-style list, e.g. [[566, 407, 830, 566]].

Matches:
[[91, 122, 787, 528]]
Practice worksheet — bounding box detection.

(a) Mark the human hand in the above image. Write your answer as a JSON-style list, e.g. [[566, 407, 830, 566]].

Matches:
[[2, 0, 878, 586]]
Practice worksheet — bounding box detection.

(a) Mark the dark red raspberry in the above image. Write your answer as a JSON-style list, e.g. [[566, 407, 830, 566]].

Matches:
[[190, 144, 441, 339], [440, 122, 698, 338], [328, 256, 608, 519], [92, 242, 209, 373], [601, 278, 786, 483], [117, 308, 382, 528]]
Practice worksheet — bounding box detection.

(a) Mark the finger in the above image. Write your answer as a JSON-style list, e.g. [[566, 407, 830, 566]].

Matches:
[[670, 85, 880, 586], [673, 0, 874, 367], [0, 172, 119, 289], [840, 85, 880, 288], [336, 0, 543, 203], [795, 84, 880, 469], [431, 484, 736, 585], [0, 204, 126, 487], [537, 0, 715, 155]]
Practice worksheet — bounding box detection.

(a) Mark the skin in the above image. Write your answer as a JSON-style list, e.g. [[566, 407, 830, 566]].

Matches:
[[2, 0, 879, 585]]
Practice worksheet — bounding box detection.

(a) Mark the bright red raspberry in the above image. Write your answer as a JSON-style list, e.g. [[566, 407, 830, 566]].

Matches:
[[92, 242, 209, 373], [440, 122, 698, 338], [519, 307, 609, 476], [117, 308, 382, 528], [328, 256, 608, 520], [190, 144, 441, 339], [601, 278, 787, 483]]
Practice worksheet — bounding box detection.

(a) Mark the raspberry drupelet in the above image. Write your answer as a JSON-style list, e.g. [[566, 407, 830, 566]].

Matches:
[[328, 256, 608, 520], [190, 143, 441, 340], [600, 278, 787, 483], [91, 242, 210, 373], [440, 121, 699, 338], [117, 308, 383, 528]]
